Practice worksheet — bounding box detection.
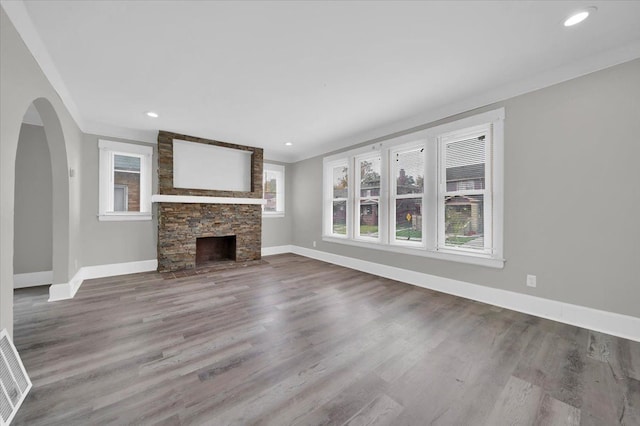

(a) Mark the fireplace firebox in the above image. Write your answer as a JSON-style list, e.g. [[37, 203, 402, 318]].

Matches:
[[196, 236, 236, 266]]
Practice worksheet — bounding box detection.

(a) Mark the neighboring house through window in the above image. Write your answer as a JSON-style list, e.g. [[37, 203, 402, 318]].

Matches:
[[263, 163, 285, 217], [322, 108, 504, 268], [98, 139, 153, 221]]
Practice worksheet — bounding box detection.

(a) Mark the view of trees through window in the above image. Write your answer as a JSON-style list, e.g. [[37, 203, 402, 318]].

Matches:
[[358, 157, 381, 238], [262, 164, 285, 215], [394, 148, 424, 242], [323, 110, 501, 262], [263, 171, 278, 212], [332, 165, 348, 234]]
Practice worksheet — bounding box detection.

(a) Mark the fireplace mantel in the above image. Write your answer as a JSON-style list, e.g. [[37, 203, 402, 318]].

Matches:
[[151, 194, 266, 205]]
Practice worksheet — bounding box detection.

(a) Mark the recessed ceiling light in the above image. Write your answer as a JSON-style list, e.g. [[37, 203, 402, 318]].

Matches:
[[145, 111, 159, 118], [564, 7, 596, 27], [285, 142, 293, 146]]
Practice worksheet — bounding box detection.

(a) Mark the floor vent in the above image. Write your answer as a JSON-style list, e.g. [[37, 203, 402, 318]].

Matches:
[[0, 329, 31, 426]]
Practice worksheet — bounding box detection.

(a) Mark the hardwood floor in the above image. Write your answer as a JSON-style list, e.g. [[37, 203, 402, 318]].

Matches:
[[12, 254, 640, 425]]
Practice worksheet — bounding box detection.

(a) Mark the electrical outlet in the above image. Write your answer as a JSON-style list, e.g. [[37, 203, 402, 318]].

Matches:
[[313, 241, 316, 248], [526, 274, 537, 288]]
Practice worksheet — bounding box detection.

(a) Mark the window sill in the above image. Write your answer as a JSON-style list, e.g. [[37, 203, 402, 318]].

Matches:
[[262, 213, 285, 218], [98, 214, 152, 222], [322, 235, 504, 269]]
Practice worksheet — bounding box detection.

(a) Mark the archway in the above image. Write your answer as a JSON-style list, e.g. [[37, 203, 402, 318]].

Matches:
[[13, 104, 53, 290], [11, 98, 70, 323]]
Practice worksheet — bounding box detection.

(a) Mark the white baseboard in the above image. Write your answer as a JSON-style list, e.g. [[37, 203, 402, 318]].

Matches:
[[289, 246, 640, 342], [48, 259, 157, 302], [13, 270, 53, 288], [262, 245, 294, 256]]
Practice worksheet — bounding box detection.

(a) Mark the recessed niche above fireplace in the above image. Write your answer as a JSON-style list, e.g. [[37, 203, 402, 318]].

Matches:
[[157, 131, 263, 198], [173, 140, 252, 192]]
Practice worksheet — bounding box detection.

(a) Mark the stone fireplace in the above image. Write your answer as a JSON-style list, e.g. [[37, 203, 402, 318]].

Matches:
[[154, 131, 263, 272]]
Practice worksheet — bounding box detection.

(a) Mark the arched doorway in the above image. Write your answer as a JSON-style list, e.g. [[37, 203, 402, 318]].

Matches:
[[13, 104, 53, 290], [11, 98, 70, 326]]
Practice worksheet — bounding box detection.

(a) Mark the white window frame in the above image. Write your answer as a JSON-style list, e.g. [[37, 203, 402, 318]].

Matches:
[[323, 158, 351, 238], [98, 139, 153, 221], [262, 163, 285, 217], [322, 108, 504, 268]]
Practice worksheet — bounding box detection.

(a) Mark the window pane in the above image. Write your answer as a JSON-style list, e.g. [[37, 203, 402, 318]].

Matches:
[[332, 166, 348, 199], [359, 200, 378, 238], [395, 198, 422, 242], [114, 154, 140, 172], [444, 194, 484, 249], [264, 170, 278, 212], [113, 171, 140, 212], [395, 149, 424, 195], [360, 157, 381, 197], [332, 201, 347, 235], [446, 136, 485, 192]]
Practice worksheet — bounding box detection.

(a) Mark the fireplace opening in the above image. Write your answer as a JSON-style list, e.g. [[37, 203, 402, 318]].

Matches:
[[196, 236, 236, 266]]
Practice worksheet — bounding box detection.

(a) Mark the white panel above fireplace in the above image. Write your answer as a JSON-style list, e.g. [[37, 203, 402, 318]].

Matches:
[[173, 139, 252, 192]]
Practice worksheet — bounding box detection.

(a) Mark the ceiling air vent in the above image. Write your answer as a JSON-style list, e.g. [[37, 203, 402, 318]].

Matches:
[[0, 329, 31, 426]]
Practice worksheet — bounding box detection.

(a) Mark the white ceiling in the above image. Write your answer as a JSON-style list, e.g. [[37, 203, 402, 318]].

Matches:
[[5, 1, 640, 161]]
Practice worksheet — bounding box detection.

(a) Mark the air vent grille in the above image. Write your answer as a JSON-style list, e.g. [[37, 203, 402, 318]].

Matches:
[[0, 329, 32, 426]]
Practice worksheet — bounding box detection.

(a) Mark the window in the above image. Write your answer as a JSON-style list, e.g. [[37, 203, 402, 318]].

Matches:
[[263, 163, 285, 217], [356, 154, 382, 241], [391, 145, 425, 246], [325, 160, 349, 237], [439, 125, 492, 253], [98, 140, 153, 221], [322, 108, 504, 268]]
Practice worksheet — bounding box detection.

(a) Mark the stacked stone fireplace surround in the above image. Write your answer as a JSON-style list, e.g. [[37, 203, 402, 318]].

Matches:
[[156, 131, 263, 272]]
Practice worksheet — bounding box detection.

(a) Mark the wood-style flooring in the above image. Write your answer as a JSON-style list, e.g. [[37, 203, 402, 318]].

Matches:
[[12, 254, 640, 425]]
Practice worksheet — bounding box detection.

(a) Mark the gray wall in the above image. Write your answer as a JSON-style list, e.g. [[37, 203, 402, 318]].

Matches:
[[262, 161, 293, 248], [290, 58, 640, 319], [80, 134, 158, 266], [13, 124, 52, 274]]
